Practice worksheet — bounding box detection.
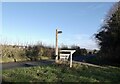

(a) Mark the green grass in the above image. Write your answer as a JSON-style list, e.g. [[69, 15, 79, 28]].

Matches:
[[2, 62, 120, 83], [1, 57, 30, 63], [1, 56, 51, 63], [40, 56, 51, 60]]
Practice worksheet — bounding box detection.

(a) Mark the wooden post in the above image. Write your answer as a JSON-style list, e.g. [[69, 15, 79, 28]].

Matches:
[[70, 52, 72, 68], [55, 29, 58, 62]]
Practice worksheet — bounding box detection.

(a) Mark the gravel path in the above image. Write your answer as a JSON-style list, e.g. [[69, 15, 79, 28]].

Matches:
[[1, 60, 54, 70], [73, 61, 107, 69], [1, 58, 106, 70]]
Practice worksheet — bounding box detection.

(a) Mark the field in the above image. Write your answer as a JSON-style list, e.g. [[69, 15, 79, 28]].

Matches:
[[2, 62, 120, 83]]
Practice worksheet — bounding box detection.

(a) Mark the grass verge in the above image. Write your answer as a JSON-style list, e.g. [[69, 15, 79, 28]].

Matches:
[[2, 62, 120, 83]]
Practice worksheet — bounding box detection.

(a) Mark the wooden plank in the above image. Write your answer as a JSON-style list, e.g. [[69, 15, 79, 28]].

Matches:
[[60, 50, 76, 53], [60, 53, 70, 56]]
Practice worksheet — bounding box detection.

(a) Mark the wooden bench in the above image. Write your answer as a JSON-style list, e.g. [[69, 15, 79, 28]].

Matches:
[[59, 50, 76, 67], [59, 53, 70, 61]]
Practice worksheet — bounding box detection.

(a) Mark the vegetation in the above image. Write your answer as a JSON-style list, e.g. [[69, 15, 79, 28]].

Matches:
[[1, 42, 55, 63], [1, 42, 96, 63], [2, 62, 120, 83], [1, 45, 28, 63], [61, 44, 95, 56], [95, 2, 120, 64]]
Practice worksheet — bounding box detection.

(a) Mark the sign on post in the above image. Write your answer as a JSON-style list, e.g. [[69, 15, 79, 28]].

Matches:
[[55, 29, 62, 63]]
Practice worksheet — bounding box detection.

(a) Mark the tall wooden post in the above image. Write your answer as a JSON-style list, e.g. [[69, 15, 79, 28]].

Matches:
[[55, 29, 58, 62]]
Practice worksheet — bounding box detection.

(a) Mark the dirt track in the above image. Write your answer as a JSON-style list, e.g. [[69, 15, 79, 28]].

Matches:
[[1, 57, 106, 70], [1, 60, 54, 70]]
